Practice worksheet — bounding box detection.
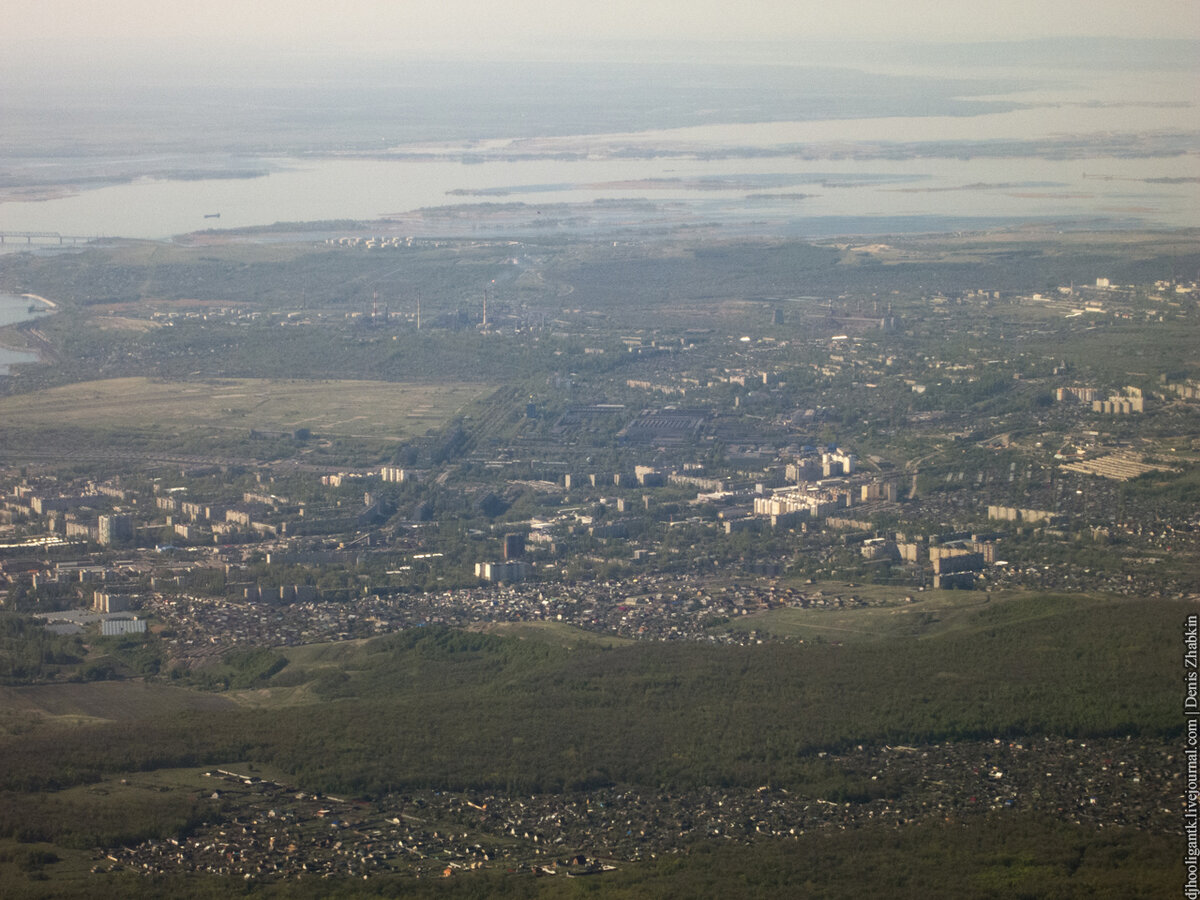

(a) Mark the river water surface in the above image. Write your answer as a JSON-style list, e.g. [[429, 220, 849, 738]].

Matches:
[[0, 293, 51, 374], [0, 66, 1195, 240]]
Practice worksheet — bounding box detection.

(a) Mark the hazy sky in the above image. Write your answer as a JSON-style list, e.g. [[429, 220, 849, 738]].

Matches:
[[8, 0, 1200, 58]]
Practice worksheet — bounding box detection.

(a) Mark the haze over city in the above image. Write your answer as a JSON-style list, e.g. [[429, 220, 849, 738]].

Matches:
[[6, 0, 1200, 62]]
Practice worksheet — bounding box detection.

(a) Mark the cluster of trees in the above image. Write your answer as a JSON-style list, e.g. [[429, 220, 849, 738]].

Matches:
[[0, 786, 211, 852], [0, 614, 84, 682]]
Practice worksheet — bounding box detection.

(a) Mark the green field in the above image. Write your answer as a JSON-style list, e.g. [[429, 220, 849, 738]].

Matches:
[[722, 588, 1060, 643], [0, 377, 490, 442], [480, 619, 636, 649], [0, 680, 235, 718]]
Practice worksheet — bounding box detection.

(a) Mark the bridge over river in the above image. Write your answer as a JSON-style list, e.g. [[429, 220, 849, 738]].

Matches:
[[0, 231, 98, 245]]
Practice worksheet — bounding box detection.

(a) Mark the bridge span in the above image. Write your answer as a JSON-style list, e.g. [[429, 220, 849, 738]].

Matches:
[[0, 231, 98, 245]]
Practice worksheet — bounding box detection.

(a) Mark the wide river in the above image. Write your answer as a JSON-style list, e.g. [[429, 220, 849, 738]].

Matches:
[[1, 68, 1196, 240]]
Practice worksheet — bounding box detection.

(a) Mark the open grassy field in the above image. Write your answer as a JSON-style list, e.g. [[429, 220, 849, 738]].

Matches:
[[0, 681, 234, 728], [722, 589, 1117, 644], [0, 377, 490, 442], [479, 619, 635, 649]]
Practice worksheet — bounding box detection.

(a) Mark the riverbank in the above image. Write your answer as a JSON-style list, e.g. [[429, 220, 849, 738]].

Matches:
[[22, 293, 58, 310], [0, 293, 57, 373]]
